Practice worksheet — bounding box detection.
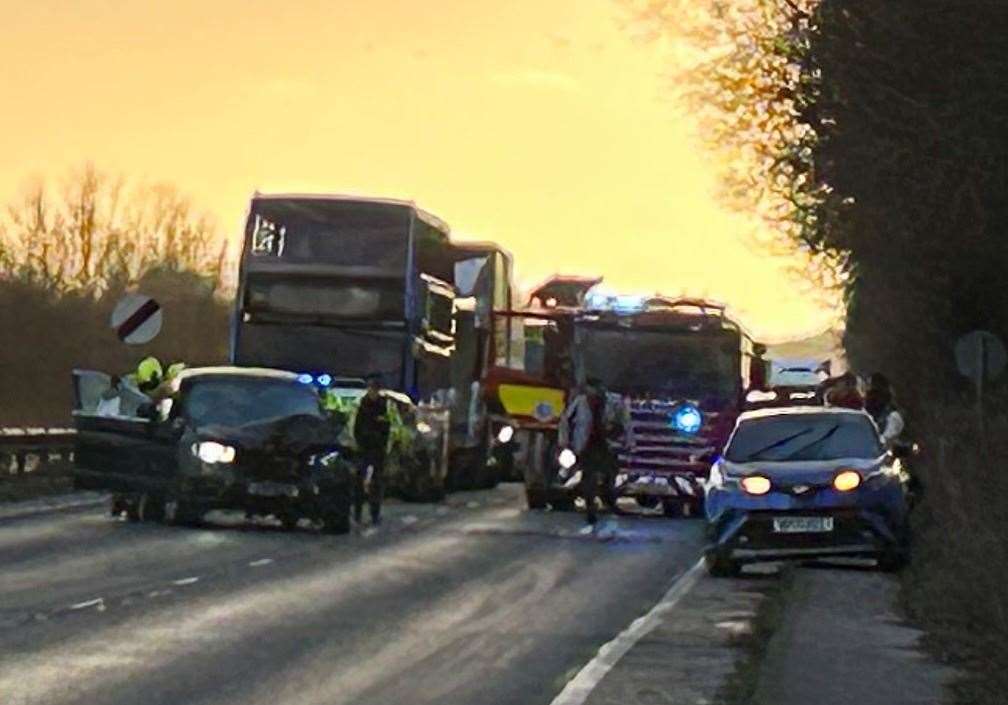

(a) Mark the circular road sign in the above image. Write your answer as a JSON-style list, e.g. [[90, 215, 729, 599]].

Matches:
[[110, 293, 163, 345], [955, 330, 1007, 383]]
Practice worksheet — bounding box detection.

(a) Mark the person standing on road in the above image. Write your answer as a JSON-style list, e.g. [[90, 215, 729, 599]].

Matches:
[[559, 377, 617, 526], [353, 374, 391, 526], [864, 373, 905, 445]]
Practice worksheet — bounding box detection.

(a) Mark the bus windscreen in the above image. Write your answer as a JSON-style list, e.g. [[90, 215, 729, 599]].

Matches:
[[247, 199, 411, 270]]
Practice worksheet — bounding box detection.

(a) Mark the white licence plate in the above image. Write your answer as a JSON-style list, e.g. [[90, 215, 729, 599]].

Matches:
[[772, 516, 834, 533], [248, 482, 299, 498]]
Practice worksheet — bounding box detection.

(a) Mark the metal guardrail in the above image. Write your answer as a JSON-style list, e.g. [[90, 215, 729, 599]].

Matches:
[[0, 427, 76, 474]]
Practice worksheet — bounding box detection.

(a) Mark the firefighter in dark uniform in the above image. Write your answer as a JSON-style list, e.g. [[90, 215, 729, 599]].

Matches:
[[353, 374, 391, 525]]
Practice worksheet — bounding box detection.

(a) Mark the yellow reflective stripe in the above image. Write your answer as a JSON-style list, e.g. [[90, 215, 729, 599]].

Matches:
[[498, 384, 565, 420]]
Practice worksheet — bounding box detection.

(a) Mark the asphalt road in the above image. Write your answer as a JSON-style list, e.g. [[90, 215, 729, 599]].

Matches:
[[0, 484, 706, 705]]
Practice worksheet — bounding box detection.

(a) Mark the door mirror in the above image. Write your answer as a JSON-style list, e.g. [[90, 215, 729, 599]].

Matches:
[[891, 442, 913, 459]]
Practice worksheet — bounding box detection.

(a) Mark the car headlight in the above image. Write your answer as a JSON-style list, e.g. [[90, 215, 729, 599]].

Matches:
[[558, 448, 577, 470], [741, 475, 771, 495], [497, 425, 515, 444], [192, 441, 236, 464], [416, 421, 433, 435], [833, 469, 862, 492]]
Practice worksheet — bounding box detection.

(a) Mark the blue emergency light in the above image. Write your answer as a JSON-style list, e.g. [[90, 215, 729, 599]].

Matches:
[[297, 373, 314, 385], [671, 404, 703, 435], [316, 374, 333, 387]]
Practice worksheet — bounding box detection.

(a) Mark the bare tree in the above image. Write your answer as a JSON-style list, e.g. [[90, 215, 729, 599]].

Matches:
[[0, 164, 227, 294]]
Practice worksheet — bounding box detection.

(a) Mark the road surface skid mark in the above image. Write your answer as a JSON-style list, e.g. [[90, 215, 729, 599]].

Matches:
[[458, 523, 664, 544]]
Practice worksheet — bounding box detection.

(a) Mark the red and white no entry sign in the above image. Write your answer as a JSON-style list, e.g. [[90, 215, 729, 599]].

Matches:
[[110, 293, 163, 345]]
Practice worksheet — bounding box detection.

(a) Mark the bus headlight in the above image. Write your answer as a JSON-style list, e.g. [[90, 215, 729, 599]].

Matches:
[[497, 425, 515, 444]]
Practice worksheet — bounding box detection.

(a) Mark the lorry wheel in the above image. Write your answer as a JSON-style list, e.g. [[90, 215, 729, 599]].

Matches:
[[661, 499, 683, 518], [137, 493, 165, 523], [636, 496, 659, 510], [704, 550, 741, 578], [164, 496, 202, 527], [550, 498, 576, 512], [525, 487, 548, 510]]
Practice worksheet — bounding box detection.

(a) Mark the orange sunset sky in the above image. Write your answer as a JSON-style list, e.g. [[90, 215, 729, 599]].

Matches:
[[1, 0, 840, 341]]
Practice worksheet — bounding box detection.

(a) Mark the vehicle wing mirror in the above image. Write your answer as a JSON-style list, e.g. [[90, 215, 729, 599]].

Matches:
[[891, 442, 912, 459]]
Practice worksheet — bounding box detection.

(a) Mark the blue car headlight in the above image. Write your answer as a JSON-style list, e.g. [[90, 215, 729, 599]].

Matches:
[[671, 404, 703, 435]]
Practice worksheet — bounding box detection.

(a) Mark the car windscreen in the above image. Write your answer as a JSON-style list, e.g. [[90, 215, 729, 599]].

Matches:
[[725, 414, 882, 462], [577, 326, 739, 404], [183, 378, 322, 428]]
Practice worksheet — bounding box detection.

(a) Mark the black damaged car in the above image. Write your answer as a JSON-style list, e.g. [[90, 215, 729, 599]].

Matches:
[[72, 367, 353, 533]]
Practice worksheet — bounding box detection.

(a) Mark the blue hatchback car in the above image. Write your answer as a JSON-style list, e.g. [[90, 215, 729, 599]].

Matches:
[[703, 407, 913, 576]]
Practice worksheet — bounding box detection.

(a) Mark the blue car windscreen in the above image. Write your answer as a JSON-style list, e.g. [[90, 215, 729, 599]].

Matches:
[[726, 416, 881, 463]]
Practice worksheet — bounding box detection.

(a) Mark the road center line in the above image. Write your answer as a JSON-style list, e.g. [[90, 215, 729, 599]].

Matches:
[[248, 558, 274, 567], [548, 558, 705, 705], [172, 577, 199, 586]]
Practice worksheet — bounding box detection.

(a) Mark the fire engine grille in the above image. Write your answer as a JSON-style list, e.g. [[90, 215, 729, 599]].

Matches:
[[616, 399, 721, 477]]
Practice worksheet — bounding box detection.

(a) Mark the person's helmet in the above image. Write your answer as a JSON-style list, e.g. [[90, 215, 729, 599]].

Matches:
[[136, 357, 163, 388]]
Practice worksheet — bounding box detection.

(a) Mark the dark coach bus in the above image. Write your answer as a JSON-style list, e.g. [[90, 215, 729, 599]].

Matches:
[[229, 194, 456, 402]]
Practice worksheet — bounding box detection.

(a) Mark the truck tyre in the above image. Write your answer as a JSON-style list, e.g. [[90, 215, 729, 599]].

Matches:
[[163, 495, 202, 527], [661, 499, 683, 518], [704, 550, 741, 578], [525, 487, 548, 510], [550, 497, 576, 512], [137, 493, 165, 523]]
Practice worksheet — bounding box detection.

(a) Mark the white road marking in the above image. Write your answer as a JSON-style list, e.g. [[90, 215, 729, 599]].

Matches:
[[248, 558, 274, 567], [70, 598, 105, 611], [172, 577, 199, 586], [436, 507, 449, 516], [361, 528, 378, 538], [549, 558, 705, 705], [147, 590, 172, 598], [466, 501, 480, 509], [401, 515, 418, 525]]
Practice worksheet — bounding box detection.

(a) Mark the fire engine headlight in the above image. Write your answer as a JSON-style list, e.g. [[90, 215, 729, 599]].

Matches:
[[558, 448, 577, 470], [497, 425, 515, 444], [671, 404, 703, 435], [193, 441, 236, 464]]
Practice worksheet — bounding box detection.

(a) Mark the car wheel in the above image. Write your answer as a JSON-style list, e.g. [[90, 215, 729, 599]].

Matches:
[[526, 487, 547, 510], [321, 505, 351, 534], [704, 551, 742, 578], [280, 513, 300, 531]]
